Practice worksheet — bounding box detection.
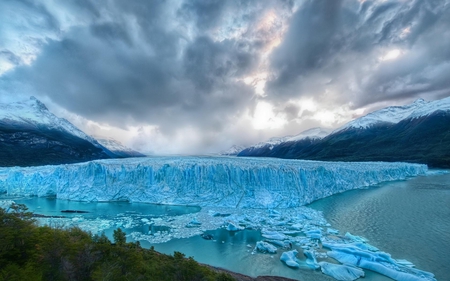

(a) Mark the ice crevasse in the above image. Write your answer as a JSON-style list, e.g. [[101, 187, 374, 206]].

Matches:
[[0, 156, 427, 208]]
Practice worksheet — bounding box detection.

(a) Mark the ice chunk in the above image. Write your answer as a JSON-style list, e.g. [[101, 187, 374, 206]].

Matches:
[[319, 262, 364, 281], [357, 259, 435, 281], [345, 232, 368, 243], [255, 241, 277, 254], [185, 220, 201, 228], [396, 259, 415, 267], [225, 221, 243, 232], [201, 234, 213, 240], [324, 241, 437, 281], [265, 239, 292, 249], [261, 230, 287, 240], [305, 229, 322, 239], [327, 228, 339, 235], [280, 250, 300, 268], [282, 230, 302, 236], [304, 250, 320, 269], [190, 218, 201, 225]]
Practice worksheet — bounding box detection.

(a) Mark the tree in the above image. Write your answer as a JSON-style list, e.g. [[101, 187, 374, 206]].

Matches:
[[113, 228, 126, 246]]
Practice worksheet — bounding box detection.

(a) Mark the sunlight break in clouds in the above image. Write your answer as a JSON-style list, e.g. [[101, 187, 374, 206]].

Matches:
[[252, 101, 287, 130], [381, 49, 402, 61]]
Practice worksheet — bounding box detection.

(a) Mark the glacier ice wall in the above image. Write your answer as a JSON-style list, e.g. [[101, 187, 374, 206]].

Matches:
[[0, 157, 427, 208]]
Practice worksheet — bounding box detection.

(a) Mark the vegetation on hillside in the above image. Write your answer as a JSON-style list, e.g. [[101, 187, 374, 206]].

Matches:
[[0, 204, 234, 281]]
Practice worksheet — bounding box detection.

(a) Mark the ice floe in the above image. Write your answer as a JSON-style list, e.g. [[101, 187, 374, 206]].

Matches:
[[280, 250, 300, 268], [322, 239, 436, 281], [318, 262, 365, 281], [255, 241, 278, 254]]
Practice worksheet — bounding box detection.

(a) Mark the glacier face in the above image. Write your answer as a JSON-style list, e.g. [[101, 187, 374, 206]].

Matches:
[[0, 157, 427, 208]]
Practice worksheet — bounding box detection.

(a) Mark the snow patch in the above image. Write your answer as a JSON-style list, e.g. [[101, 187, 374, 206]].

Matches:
[[337, 96, 450, 131]]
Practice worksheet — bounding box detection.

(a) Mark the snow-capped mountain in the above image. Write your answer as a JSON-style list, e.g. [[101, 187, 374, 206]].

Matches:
[[251, 135, 293, 150], [251, 127, 330, 149], [337, 97, 450, 131], [285, 127, 331, 142], [219, 145, 246, 156], [0, 97, 106, 149], [0, 97, 115, 167], [95, 137, 145, 158], [239, 97, 450, 168], [239, 127, 331, 156]]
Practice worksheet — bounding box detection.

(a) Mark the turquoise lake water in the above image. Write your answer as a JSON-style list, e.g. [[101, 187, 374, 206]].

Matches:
[[3, 172, 449, 280], [309, 172, 450, 281]]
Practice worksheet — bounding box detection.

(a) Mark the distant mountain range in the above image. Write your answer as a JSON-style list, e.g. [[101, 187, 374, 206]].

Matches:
[[0, 97, 143, 167], [219, 145, 246, 156], [239, 97, 450, 168], [237, 127, 331, 157], [95, 137, 145, 158]]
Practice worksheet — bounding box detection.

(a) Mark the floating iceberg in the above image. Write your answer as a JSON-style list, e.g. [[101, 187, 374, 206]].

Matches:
[[318, 262, 364, 281], [261, 230, 288, 240], [0, 156, 427, 208], [305, 229, 322, 239], [225, 221, 243, 232], [304, 250, 320, 269], [323, 239, 437, 281], [280, 250, 300, 268], [255, 241, 278, 254]]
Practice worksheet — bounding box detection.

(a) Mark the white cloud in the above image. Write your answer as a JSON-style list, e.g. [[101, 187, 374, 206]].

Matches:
[[380, 49, 402, 61], [251, 101, 287, 130]]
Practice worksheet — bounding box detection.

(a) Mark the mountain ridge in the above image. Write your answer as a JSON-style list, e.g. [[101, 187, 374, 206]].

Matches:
[[0, 97, 127, 167], [239, 97, 450, 168], [94, 136, 146, 158]]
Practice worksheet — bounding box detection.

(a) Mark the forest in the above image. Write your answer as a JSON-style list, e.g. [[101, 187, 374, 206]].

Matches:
[[0, 204, 234, 281]]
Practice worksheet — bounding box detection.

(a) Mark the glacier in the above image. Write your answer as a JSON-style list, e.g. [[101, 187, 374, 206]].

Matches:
[[0, 156, 426, 208]]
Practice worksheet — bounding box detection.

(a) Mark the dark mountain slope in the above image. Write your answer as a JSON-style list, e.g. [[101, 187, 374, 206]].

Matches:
[[0, 125, 111, 167], [239, 111, 450, 168], [0, 97, 115, 167]]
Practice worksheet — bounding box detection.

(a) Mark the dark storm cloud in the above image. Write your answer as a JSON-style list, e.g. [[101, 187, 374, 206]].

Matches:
[[2, 0, 449, 151], [266, 0, 450, 108], [268, 0, 346, 89], [178, 0, 228, 31], [1, 0, 261, 134], [356, 0, 450, 106], [183, 36, 258, 92]]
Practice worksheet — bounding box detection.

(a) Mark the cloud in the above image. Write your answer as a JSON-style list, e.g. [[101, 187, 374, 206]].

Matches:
[[1, 0, 449, 153], [2, 1, 260, 131], [266, 0, 450, 108]]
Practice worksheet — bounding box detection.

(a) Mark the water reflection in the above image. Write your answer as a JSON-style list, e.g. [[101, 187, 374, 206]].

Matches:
[[6, 197, 200, 218]]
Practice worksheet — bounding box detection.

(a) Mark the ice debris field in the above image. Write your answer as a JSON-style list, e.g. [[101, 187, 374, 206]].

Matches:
[[0, 156, 436, 281]]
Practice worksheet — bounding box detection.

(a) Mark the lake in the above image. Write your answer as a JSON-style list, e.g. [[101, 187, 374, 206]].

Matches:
[[2, 171, 448, 280]]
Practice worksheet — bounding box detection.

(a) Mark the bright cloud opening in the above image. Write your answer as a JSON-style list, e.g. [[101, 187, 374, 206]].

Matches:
[[381, 49, 402, 61], [252, 101, 287, 130]]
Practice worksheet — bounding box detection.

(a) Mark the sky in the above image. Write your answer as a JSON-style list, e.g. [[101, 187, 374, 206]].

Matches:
[[1, 0, 450, 154]]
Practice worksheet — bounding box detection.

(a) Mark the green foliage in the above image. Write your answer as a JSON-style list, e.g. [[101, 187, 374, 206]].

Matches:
[[113, 228, 126, 245], [0, 204, 235, 281]]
